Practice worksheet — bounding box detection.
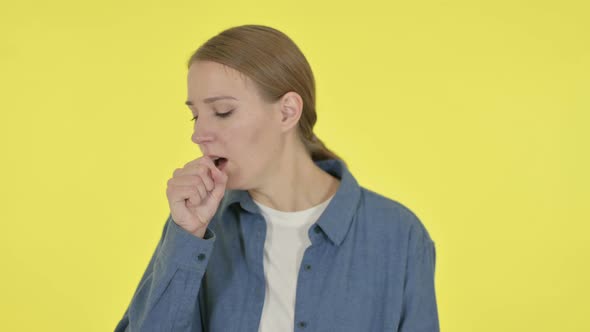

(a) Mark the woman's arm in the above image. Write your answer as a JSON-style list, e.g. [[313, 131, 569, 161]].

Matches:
[[397, 222, 440, 332], [114, 214, 216, 332]]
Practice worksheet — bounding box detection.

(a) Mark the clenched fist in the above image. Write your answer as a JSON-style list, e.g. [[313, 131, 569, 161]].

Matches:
[[166, 155, 228, 238]]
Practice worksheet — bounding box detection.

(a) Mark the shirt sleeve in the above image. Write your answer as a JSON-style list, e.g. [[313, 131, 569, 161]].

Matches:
[[114, 214, 216, 332], [397, 223, 440, 332]]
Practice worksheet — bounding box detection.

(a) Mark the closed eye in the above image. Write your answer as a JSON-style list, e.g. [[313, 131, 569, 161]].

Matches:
[[216, 109, 234, 118], [190, 110, 234, 122]]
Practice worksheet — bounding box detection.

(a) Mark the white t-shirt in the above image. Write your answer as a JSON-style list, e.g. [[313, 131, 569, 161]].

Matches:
[[254, 194, 335, 332]]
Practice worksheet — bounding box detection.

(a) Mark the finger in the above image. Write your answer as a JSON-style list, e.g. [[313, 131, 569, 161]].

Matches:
[[182, 162, 216, 186], [176, 155, 215, 176], [209, 169, 228, 202], [168, 174, 213, 192], [167, 185, 200, 204], [180, 156, 225, 202], [169, 178, 208, 201], [187, 192, 200, 207], [184, 155, 216, 169], [168, 175, 194, 187], [196, 167, 215, 192], [195, 181, 207, 201], [195, 156, 219, 174], [172, 167, 184, 178], [193, 157, 220, 191], [183, 156, 204, 168]]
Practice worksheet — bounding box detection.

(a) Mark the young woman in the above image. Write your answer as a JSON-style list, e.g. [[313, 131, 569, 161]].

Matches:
[[115, 24, 439, 332]]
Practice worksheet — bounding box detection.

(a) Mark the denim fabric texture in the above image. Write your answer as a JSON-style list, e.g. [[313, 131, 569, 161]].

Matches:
[[115, 159, 439, 332]]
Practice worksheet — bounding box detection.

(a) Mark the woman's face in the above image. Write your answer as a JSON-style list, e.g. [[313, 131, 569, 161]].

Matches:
[[186, 60, 284, 190]]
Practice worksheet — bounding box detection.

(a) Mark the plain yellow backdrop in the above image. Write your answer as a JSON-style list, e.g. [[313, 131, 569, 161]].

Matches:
[[1, 0, 588, 331]]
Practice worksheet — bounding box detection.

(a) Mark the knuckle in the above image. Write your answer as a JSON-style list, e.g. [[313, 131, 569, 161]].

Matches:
[[196, 166, 209, 176], [187, 175, 200, 186], [197, 156, 211, 165]]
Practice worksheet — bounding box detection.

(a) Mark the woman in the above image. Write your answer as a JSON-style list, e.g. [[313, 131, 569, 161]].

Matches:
[[115, 24, 439, 332]]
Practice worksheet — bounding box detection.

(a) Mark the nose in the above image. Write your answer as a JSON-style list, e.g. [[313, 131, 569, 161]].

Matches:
[[191, 118, 215, 147], [192, 133, 214, 145]]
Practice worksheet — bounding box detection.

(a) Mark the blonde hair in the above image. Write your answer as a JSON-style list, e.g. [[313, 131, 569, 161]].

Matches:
[[187, 24, 344, 165]]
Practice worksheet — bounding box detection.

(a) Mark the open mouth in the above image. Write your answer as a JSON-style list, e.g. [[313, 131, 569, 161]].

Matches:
[[212, 157, 228, 170]]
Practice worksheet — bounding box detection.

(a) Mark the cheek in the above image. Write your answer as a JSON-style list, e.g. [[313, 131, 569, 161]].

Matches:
[[232, 113, 275, 148], [235, 121, 278, 171], [249, 124, 266, 144], [222, 119, 265, 162]]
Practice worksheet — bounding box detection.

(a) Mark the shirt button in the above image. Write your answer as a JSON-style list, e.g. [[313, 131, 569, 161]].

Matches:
[[304, 264, 312, 271], [297, 321, 308, 328], [196, 253, 206, 261], [314, 226, 321, 234]]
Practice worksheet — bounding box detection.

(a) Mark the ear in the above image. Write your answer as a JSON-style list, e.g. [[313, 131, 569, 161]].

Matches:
[[278, 91, 303, 133]]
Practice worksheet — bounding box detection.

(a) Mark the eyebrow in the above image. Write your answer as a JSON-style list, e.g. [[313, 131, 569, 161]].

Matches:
[[185, 95, 238, 106]]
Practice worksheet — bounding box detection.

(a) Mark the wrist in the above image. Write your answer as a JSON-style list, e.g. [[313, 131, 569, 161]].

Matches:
[[191, 227, 207, 239]]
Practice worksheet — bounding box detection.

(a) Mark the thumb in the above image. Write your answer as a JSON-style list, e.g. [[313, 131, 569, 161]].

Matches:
[[210, 167, 228, 202]]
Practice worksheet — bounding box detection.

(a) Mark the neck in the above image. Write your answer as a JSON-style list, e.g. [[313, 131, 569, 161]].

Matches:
[[248, 140, 340, 212]]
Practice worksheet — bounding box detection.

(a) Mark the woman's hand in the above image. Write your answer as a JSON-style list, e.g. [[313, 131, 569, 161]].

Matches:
[[166, 155, 228, 238]]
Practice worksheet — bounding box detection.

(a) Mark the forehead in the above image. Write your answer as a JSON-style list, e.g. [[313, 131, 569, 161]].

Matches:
[[187, 61, 254, 101]]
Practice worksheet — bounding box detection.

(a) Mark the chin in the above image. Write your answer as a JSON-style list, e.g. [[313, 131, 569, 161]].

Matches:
[[224, 177, 252, 191], [223, 178, 240, 191], [224, 183, 237, 190]]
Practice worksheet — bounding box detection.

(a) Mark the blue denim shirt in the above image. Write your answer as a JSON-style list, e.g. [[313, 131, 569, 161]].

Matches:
[[115, 159, 439, 331]]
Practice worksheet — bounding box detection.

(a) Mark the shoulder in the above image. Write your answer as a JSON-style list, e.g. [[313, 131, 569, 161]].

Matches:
[[357, 187, 434, 244]]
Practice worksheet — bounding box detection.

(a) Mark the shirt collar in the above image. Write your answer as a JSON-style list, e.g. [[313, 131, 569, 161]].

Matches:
[[218, 158, 361, 246]]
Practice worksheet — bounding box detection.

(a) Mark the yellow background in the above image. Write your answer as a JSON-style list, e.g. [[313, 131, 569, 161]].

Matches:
[[1, 0, 588, 331]]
